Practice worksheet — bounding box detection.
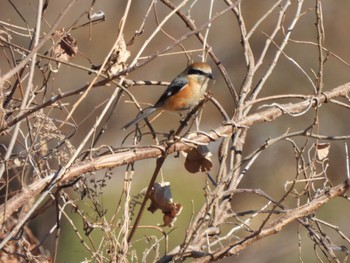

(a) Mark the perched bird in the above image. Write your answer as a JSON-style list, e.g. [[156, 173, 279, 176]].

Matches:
[[122, 62, 213, 130]]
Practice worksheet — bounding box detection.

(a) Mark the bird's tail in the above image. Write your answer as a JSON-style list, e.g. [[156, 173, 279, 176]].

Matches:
[[122, 107, 157, 130]]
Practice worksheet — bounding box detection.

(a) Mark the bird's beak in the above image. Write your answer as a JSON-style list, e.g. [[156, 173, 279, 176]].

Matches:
[[208, 73, 214, 80]]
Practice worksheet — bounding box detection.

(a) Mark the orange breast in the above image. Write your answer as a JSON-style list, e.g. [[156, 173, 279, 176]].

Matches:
[[163, 80, 194, 111], [162, 77, 207, 111]]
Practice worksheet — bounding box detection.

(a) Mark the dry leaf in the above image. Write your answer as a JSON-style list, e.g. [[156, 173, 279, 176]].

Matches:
[[147, 182, 182, 227], [89, 11, 106, 22], [49, 29, 78, 72], [105, 34, 130, 77], [52, 32, 78, 62], [183, 145, 213, 173], [14, 158, 21, 167], [316, 143, 330, 160]]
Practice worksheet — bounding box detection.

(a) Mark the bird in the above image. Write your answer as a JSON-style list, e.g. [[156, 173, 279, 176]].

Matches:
[[122, 62, 213, 130]]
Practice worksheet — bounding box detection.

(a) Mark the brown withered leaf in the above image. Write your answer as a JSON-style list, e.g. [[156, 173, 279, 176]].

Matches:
[[105, 34, 130, 77], [316, 143, 330, 160], [52, 33, 78, 62], [183, 145, 213, 173], [147, 182, 182, 227], [49, 29, 78, 72]]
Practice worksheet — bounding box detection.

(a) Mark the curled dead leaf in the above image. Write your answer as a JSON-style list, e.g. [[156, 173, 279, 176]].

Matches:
[[147, 182, 182, 227], [106, 34, 130, 77], [316, 143, 330, 160], [49, 29, 78, 72], [183, 145, 213, 173], [89, 11, 106, 22], [52, 33, 78, 62]]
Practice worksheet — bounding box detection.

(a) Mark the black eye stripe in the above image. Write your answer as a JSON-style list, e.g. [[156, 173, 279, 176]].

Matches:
[[188, 68, 210, 77]]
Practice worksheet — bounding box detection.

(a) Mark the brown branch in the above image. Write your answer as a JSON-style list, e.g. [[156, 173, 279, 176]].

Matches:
[[0, 82, 349, 226], [0, 3, 237, 134], [161, 0, 238, 104], [0, 0, 78, 83], [162, 179, 350, 262], [127, 155, 167, 243]]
